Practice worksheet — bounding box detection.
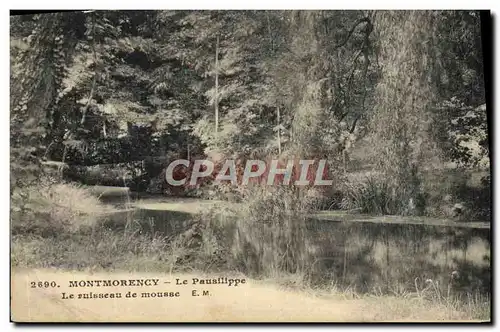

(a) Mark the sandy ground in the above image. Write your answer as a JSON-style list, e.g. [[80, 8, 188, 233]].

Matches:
[[11, 269, 484, 323]]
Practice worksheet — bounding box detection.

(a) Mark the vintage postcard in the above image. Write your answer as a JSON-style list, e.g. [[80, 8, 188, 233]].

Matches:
[[10, 9, 491, 323]]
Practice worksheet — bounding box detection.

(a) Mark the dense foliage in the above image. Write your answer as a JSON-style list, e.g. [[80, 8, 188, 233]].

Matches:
[[10, 10, 489, 218]]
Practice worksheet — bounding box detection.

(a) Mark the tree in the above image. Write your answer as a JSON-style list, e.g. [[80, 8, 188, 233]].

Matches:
[[11, 12, 85, 189], [368, 11, 440, 215]]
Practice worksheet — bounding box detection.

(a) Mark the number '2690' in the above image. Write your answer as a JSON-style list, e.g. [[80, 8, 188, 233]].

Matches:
[[30, 281, 58, 288]]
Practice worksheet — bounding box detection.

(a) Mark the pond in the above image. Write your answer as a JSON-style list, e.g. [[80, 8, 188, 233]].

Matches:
[[98, 196, 491, 297]]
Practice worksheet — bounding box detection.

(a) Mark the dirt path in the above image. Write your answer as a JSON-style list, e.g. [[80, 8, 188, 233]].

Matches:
[[11, 269, 481, 323]]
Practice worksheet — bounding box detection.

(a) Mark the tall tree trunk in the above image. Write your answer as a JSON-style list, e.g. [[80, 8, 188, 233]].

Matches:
[[277, 106, 281, 155], [214, 35, 219, 135]]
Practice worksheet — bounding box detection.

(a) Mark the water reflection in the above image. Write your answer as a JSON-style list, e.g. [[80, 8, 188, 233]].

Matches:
[[308, 221, 490, 296], [100, 203, 490, 297]]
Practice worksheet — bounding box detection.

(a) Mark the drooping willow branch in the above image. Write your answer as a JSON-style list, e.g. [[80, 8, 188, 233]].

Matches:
[[331, 15, 374, 134], [333, 16, 371, 49]]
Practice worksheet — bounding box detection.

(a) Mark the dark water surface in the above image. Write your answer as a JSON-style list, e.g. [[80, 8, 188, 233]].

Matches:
[[99, 195, 490, 297]]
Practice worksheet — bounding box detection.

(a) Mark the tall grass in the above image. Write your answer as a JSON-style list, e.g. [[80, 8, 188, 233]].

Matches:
[[339, 173, 428, 216], [11, 177, 113, 235]]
